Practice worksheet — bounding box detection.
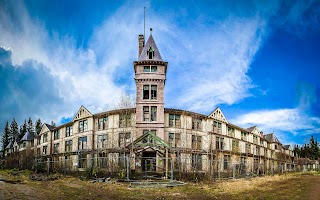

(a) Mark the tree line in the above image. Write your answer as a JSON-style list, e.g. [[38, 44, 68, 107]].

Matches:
[[1, 118, 56, 152], [293, 136, 320, 160]]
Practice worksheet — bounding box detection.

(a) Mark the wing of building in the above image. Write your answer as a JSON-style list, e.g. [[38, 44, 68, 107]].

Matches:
[[5, 29, 305, 175]]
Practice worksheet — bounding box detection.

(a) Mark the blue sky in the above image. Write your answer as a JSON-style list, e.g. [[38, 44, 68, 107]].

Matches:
[[0, 0, 319, 147]]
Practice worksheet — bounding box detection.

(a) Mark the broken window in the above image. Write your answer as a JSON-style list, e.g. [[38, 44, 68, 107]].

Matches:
[[192, 154, 202, 171], [192, 118, 202, 131], [43, 145, 47, 155], [65, 140, 72, 152], [119, 114, 131, 128], [54, 130, 59, 140], [213, 121, 222, 134], [143, 106, 149, 121], [151, 106, 157, 121], [241, 132, 247, 141], [168, 132, 181, 148], [232, 140, 239, 152], [119, 132, 131, 148], [253, 135, 258, 144], [151, 85, 157, 100], [54, 143, 59, 153], [169, 114, 181, 128], [97, 134, 108, 149], [79, 154, 86, 168], [78, 136, 87, 150], [224, 155, 231, 170], [228, 127, 235, 137], [79, 119, 88, 133], [216, 136, 224, 150], [98, 117, 108, 130], [43, 133, 48, 143], [192, 135, 201, 150], [66, 125, 73, 137], [245, 144, 251, 154]]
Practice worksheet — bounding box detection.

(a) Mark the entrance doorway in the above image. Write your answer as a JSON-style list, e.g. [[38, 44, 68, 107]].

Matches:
[[142, 152, 156, 172]]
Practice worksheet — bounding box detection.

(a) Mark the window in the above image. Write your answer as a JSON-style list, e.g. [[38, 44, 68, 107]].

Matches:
[[143, 106, 157, 121], [151, 106, 157, 121], [192, 154, 202, 171], [232, 140, 239, 152], [37, 148, 40, 156], [241, 156, 247, 168], [143, 85, 149, 99], [213, 121, 222, 134], [151, 85, 157, 100], [168, 132, 181, 148], [256, 147, 260, 155], [43, 146, 47, 155], [79, 154, 86, 168], [119, 132, 131, 148], [246, 144, 251, 154], [144, 65, 157, 72], [147, 46, 154, 59], [97, 135, 108, 149], [78, 136, 87, 150], [169, 114, 181, 128], [143, 106, 149, 121], [79, 120, 88, 132], [66, 126, 73, 137], [54, 130, 60, 140], [65, 140, 72, 152], [119, 114, 131, 128], [54, 143, 59, 153], [192, 135, 202, 150], [143, 85, 157, 100], [43, 133, 48, 143], [275, 144, 278, 150], [228, 127, 235, 137], [241, 132, 247, 141], [224, 155, 231, 170], [37, 138, 40, 145], [253, 135, 258, 144], [216, 137, 224, 150], [192, 118, 202, 131], [98, 117, 108, 130]]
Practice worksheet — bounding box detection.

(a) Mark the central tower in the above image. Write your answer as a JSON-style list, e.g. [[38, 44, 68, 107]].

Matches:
[[134, 29, 168, 140]]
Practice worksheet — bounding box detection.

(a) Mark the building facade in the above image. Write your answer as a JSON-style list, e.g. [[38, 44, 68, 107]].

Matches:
[[5, 30, 296, 175]]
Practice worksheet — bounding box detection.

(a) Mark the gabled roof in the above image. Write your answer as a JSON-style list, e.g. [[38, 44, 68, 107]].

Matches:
[[208, 107, 228, 123], [5, 140, 13, 149], [245, 126, 257, 133], [21, 131, 35, 141], [283, 145, 290, 150], [45, 123, 55, 131], [73, 105, 93, 122], [138, 33, 163, 61], [127, 131, 170, 149], [264, 133, 281, 144]]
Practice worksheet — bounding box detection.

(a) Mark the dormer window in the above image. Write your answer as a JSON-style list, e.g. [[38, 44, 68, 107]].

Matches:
[[147, 45, 154, 59]]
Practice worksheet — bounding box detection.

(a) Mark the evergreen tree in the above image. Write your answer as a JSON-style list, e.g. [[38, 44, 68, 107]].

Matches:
[[27, 117, 34, 133], [2, 122, 10, 151], [51, 121, 56, 127], [35, 118, 42, 135], [10, 118, 19, 141], [19, 119, 27, 141]]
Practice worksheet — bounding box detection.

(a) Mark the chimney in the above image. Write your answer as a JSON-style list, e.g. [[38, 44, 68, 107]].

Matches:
[[138, 34, 144, 58]]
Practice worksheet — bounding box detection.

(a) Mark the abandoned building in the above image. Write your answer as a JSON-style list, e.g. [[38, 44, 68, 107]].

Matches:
[[4, 29, 297, 176]]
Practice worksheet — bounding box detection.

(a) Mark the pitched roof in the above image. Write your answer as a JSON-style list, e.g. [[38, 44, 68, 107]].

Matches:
[[138, 34, 163, 61], [283, 145, 290, 150], [21, 131, 35, 141], [5, 140, 13, 149], [245, 126, 257, 133], [45, 123, 56, 131], [264, 133, 280, 144]]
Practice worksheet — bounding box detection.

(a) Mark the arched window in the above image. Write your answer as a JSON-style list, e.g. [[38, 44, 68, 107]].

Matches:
[[147, 45, 154, 59]]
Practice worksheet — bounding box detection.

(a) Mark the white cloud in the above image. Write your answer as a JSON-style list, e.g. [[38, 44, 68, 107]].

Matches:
[[230, 108, 320, 137]]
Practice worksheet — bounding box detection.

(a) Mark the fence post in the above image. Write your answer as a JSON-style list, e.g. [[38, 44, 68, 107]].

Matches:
[[64, 157, 66, 176], [126, 155, 130, 181], [233, 164, 235, 179], [47, 158, 50, 175], [170, 158, 173, 181]]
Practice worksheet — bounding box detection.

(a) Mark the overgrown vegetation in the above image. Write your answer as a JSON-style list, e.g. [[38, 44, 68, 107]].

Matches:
[[0, 169, 319, 199]]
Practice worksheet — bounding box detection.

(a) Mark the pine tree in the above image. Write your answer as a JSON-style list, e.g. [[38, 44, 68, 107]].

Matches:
[[2, 122, 10, 151], [19, 119, 27, 141], [10, 118, 19, 141], [35, 118, 42, 135], [51, 121, 56, 127], [27, 117, 34, 133]]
